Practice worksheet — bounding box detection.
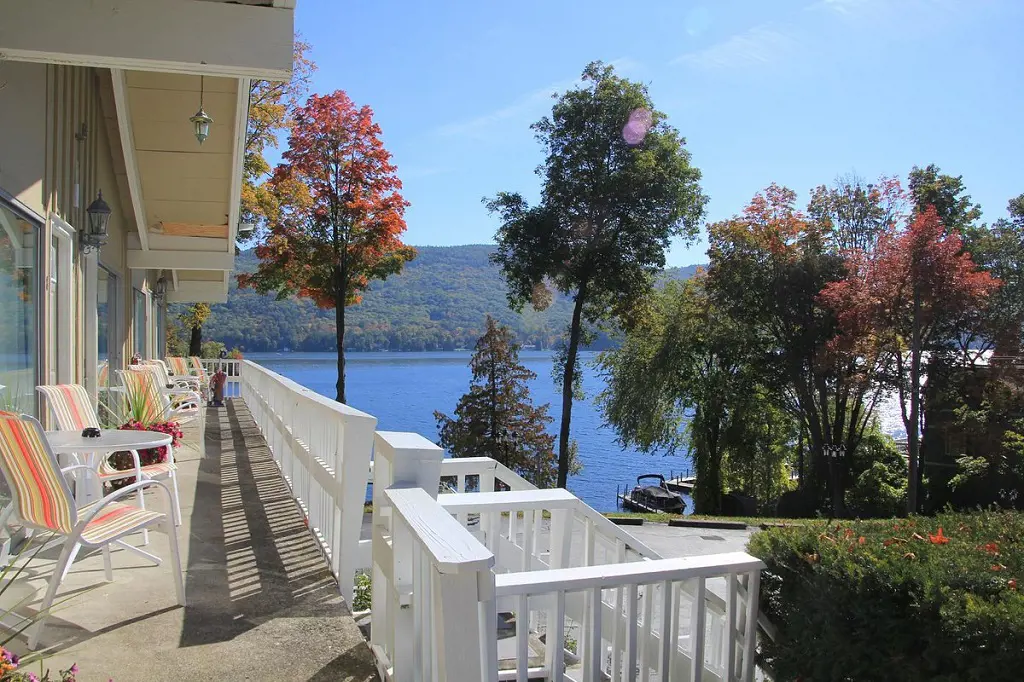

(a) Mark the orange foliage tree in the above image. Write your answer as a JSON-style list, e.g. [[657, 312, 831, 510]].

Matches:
[[820, 206, 1000, 512], [239, 91, 414, 402]]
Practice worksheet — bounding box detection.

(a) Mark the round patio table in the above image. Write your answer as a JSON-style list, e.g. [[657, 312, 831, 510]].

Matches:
[[46, 429, 171, 456], [46, 429, 173, 564]]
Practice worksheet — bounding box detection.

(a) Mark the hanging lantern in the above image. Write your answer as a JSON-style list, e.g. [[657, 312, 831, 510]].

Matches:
[[190, 75, 213, 144], [82, 190, 111, 253]]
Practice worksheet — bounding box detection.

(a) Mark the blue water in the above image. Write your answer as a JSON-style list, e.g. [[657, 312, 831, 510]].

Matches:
[[246, 351, 692, 511]]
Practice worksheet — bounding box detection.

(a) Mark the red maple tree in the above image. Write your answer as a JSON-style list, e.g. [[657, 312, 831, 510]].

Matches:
[[820, 206, 1000, 512], [239, 91, 414, 402]]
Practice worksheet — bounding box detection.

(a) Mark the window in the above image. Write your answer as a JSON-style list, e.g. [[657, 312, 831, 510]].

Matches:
[[97, 266, 118, 390], [0, 198, 40, 415], [133, 288, 147, 359]]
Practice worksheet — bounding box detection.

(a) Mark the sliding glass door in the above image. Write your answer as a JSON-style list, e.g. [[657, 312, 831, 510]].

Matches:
[[0, 199, 40, 415]]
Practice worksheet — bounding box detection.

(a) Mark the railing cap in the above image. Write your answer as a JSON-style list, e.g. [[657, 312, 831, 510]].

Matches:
[[242, 360, 377, 424], [386, 487, 494, 574], [438, 488, 578, 512], [493, 552, 766, 596], [375, 431, 442, 453]]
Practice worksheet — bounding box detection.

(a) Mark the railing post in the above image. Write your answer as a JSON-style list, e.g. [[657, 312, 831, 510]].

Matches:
[[371, 432, 445, 678]]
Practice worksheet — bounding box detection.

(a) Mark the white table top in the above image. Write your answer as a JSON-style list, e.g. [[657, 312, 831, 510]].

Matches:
[[45, 429, 172, 453]]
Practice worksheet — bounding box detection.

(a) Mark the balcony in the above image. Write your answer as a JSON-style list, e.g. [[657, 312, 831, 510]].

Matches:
[[10, 361, 768, 682]]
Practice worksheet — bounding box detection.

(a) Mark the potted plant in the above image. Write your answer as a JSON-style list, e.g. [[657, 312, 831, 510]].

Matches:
[[99, 377, 183, 490]]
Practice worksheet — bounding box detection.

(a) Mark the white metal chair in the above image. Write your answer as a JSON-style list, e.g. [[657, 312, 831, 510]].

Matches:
[[0, 411, 185, 649]]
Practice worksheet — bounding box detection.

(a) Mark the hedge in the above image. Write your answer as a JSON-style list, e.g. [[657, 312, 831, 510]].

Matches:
[[748, 510, 1024, 681]]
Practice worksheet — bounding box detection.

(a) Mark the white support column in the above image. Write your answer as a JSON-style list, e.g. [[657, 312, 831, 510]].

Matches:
[[82, 253, 99, 398]]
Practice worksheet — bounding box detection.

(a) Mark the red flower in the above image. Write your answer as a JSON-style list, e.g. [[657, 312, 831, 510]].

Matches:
[[858, 536, 866, 545], [1009, 579, 1017, 591], [982, 542, 999, 555], [992, 564, 1006, 572], [928, 527, 949, 545]]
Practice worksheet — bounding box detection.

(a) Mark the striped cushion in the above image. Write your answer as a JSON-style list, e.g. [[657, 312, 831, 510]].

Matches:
[[97, 361, 109, 388], [189, 357, 209, 383], [97, 459, 176, 479], [78, 500, 163, 545], [166, 357, 192, 377], [37, 384, 100, 431], [0, 412, 76, 534]]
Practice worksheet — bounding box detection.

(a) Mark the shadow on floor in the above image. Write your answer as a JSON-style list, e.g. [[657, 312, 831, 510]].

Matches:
[[179, 399, 345, 647]]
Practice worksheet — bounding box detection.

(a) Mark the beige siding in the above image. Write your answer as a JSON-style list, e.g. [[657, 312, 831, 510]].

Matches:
[[0, 61, 47, 215]]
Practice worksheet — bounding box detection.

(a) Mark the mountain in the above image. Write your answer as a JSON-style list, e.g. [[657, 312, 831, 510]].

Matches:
[[182, 245, 701, 353]]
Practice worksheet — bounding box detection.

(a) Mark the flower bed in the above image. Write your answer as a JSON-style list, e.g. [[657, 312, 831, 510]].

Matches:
[[749, 510, 1024, 681]]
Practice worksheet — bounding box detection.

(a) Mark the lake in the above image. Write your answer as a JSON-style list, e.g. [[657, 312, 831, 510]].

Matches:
[[245, 351, 693, 512]]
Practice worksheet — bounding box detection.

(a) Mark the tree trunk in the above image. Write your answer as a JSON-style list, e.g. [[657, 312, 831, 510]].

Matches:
[[557, 286, 587, 488], [189, 326, 202, 357], [906, 292, 922, 514], [335, 271, 347, 404]]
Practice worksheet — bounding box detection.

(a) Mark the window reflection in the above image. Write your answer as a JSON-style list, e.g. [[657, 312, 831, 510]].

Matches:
[[0, 200, 39, 416]]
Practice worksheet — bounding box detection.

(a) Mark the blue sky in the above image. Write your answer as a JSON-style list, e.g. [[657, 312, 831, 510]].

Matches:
[[293, 0, 1023, 267]]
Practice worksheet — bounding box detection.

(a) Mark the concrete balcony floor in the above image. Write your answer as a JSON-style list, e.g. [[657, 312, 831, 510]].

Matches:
[[7, 400, 378, 682]]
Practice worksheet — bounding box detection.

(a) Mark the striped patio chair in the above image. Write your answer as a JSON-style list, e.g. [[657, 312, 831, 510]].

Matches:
[[37, 384, 182, 526], [167, 356, 206, 399], [188, 356, 210, 388], [0, 411, 184, 649], [143, 359, 201, 392], [97, 361, 109, 389]]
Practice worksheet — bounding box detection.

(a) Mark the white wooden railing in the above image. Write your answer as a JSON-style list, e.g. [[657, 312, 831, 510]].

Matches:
[[238, 360, 377, 605], [369, 431, 767, 682], [229, 360, 766, 680], [200, 358, 242, 397]]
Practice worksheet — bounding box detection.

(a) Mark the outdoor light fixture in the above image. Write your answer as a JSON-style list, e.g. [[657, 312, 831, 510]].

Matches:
[[190, 75, 213, 145], [153, 276, 168, 303], [82, 190, 111, 253], [237, 221, 256, 239]]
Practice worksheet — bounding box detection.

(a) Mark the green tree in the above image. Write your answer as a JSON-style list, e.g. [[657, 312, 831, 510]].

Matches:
[[178, 303, 211, 357], [487, 61, 707, 487], [964, 193, 1024, 356], [434, 316, 558, 487], [907, 164, 982, 233], [240, 36, 316, 241], [599, 277, 795, 513]]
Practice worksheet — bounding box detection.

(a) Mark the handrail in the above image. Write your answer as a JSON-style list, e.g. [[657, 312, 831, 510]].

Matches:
[[495, 552, 765, 595], [387, 487, 493, 574], [239, 359, 376, 606]]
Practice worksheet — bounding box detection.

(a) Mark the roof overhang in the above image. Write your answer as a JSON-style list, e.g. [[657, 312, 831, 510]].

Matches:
[[0, 0, 294, 80]]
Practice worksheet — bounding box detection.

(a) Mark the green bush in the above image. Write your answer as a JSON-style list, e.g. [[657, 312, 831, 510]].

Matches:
[[749, 510, 1024, 681], [846, 461, 906, 518]]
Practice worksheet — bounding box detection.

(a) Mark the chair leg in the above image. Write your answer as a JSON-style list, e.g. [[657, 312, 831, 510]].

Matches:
[[101, 545, 113, 582], [165, 520, 186, 606], [170, 471, 182, 527], [136, 485, 150, 547], [28, 540, 76, 649], [58, 543, 81, 584]]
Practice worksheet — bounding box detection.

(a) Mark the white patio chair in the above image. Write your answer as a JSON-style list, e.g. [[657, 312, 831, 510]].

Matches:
[[0, 410, 185, 649]]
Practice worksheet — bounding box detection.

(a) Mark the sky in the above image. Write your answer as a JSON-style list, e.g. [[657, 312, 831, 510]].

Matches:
[[292, 0, 1023, 267]]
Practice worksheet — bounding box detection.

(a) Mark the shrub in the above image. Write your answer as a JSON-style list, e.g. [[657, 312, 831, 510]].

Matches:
[[846, 461, 906, 518], [749, 510, 1024, 681]]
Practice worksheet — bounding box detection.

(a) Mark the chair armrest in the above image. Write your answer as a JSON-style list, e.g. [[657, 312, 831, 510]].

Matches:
[[60, 464, 104, 487]]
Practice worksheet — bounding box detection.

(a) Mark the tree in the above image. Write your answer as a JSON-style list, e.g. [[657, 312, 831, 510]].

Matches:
[[434, 316, 558, 487], [907, 164, 981, 233], [807, 174, 906, 252], [706, 185, 889, 515], [487, 61, 707, 487], [238, 91, 415, 403], [240, 36, 316, 240], [177, 303, 211, 357], [820, 206, 1000, 512], [964, 193, 1024, 356]]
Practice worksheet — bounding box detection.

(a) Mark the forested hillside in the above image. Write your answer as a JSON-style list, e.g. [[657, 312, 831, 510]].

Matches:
[[180, 245, 699, 352]]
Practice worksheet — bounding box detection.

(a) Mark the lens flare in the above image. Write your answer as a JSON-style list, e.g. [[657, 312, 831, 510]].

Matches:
[[622, 108, 653, 145]]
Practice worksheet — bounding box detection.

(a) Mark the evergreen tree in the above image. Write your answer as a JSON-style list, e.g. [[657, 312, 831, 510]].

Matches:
[[434, 316, 558, 487]]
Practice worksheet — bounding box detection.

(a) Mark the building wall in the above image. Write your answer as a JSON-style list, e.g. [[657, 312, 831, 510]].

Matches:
[[0, 61, 134, 405]]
